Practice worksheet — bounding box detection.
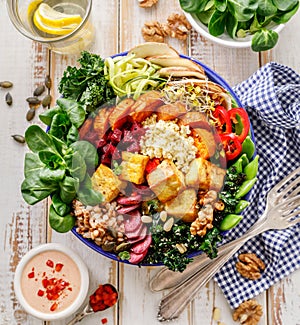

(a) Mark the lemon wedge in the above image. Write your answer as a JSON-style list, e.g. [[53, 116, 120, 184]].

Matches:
[[32, 3, 82, 36]]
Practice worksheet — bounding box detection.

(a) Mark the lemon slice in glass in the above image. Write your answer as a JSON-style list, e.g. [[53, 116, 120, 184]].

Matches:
[[33, 3, 82, 36]]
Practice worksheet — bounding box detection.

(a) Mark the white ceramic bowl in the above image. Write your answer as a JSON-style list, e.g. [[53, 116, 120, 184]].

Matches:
[[185, 12, 285, 48], [14, 243, 89, 321]]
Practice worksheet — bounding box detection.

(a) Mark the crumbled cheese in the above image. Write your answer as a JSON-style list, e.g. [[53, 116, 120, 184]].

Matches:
[[140, 117, 197, 173]]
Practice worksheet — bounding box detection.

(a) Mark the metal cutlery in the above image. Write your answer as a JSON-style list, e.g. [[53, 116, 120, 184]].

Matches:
[[155, 166, 300, 322]]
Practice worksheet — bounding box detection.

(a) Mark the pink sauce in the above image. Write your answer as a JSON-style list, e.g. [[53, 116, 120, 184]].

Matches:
[[20, 250, 81, 314]]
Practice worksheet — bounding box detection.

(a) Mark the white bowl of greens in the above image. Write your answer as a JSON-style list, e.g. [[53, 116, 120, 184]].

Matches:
[[180, 0, 299, 51]]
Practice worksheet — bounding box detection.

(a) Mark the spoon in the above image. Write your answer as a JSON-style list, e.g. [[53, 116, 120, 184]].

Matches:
[[67, 283, 118, 325]]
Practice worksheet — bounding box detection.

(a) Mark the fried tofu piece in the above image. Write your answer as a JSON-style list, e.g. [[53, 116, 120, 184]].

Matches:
[[165, 189, 198, 222], [120, 151, 149, 184], [91, 164, 121, 202], [147, 159, 184, 203], [130, 90, 163, 122], [185, 157, 226, 191]]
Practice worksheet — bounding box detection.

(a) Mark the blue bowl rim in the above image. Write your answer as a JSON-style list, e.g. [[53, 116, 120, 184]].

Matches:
[[71, 51, 256, 266]]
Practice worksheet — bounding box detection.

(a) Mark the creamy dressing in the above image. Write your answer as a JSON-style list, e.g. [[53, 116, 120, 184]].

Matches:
[[20, 250, 81, 314]]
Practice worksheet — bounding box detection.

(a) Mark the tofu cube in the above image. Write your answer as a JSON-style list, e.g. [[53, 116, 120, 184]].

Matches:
[[147, 159, 184, 203], [165, 189, 198, 222], [91, 164, 121, 202], [185, 157, 226, 191], [120, 151, 149, 184]]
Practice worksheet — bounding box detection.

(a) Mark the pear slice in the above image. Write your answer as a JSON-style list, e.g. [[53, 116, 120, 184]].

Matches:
[[148, 56, 205, 74], [128, 42, 179, 58], [158, 67, 206, 80]]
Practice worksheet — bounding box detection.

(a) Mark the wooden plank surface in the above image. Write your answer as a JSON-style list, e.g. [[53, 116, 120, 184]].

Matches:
[[0, 1, 299, 325]]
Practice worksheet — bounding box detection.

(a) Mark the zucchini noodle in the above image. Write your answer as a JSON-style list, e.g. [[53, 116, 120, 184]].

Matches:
[[104, 54, 166, 99]]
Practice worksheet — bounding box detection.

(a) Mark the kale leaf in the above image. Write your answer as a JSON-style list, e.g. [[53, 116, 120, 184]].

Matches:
[[59, 51, 115, 112]]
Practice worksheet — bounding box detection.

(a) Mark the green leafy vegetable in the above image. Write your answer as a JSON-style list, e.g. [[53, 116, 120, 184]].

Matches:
[[58, 51, 115, 112], [180, 0, 299, 52]]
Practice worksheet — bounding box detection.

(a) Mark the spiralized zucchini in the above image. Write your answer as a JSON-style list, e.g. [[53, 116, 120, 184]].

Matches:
[[104, 54, 166, 99]]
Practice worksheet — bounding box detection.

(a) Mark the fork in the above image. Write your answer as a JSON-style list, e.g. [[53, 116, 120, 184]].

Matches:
[[156, 166, 300, 322]]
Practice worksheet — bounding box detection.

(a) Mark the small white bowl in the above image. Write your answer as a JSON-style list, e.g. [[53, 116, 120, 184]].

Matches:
[[185, 12, 285, 48], [14, 243, 89, 321]]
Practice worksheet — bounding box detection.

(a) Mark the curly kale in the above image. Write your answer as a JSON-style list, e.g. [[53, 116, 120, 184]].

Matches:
[[144, 221, 223, 272], [59, 51, 115, 113], [214, 166, 247, 226]]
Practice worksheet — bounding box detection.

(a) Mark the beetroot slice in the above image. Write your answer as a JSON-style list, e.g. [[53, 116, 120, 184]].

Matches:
[[129, 249, 148, 264], [131, 235, 152, 254]]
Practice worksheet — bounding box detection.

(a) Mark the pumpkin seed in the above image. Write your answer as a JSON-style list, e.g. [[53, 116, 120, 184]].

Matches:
[[5, 92, 13, 106], [42, 94, 51, 107], [26, 96, 41, 105], [33, 85, 45, 97], [0, 81, 13, 88], [26, 108, 35, 121], [45, 75, 52, 89], [160, 210, 167, 222], [102, 241, 116, 252], [12, 134, 25, 143], [115, 242, 131, 252]]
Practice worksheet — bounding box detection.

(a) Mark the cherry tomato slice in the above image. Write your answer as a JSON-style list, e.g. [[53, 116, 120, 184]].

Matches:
[[228, 108, 250, 143], [213, 105, 232, 134], [220, 133, 242, 161]]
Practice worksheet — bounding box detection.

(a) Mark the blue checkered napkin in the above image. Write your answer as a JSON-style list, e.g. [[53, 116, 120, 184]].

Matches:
[[214, 62, 300, 309]]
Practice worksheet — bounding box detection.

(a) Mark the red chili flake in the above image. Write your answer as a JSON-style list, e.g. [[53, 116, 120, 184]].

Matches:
[[37, 290, 44, 297], [28, 271, 35, 279], [50, 302, 58, 311], [46, 259, 54, 268], [101, 318, 108, 324], [55, 263, 64, 272]]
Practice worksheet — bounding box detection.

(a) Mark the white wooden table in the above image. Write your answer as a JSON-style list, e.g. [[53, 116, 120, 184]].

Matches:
[[1, 1, 300, 324]]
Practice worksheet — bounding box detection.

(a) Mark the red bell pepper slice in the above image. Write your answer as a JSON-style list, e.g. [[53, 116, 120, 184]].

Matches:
[[220, 133, 242, 161], [145, 158, 160, 174], [228, 108, 250, 143], [213, 105, 232, 134]]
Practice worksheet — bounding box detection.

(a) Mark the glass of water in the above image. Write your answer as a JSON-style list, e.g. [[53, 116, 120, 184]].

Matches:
[[6, 0, 94, 54]]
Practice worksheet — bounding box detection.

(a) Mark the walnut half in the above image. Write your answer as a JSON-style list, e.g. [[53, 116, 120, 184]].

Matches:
[[166, 13, 192, 40], [138, 0, 159, 8], [233, 300, 263, 325], [236, 253, 266, 280], [142, 21, 166, 43]]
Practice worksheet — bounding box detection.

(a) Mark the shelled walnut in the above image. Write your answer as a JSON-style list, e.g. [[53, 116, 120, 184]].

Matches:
[[138, 0, 158, 8], [233, 300, 263, 325], [190, 205, 213, 236], [141, 21, 166, 43], [166, 13, 192, 40], [236, 253, 266, 280]]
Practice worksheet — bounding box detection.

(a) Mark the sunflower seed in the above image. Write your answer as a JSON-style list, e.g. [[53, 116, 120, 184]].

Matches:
[[5, 92, 13, 106], [26, 108, 35, 121], [163, 217, 174, 232], [42, 94, 51, 107], [0, 81, 13, 88], [26, 96, 41, 105], [12, 134, 25, 143], [45, 75, 52, 89], [141, 215, 153, 223], [33, 85, 45, 96]]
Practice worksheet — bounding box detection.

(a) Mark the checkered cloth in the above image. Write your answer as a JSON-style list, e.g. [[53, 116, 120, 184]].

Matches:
[[214, 62, 300, 309]]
